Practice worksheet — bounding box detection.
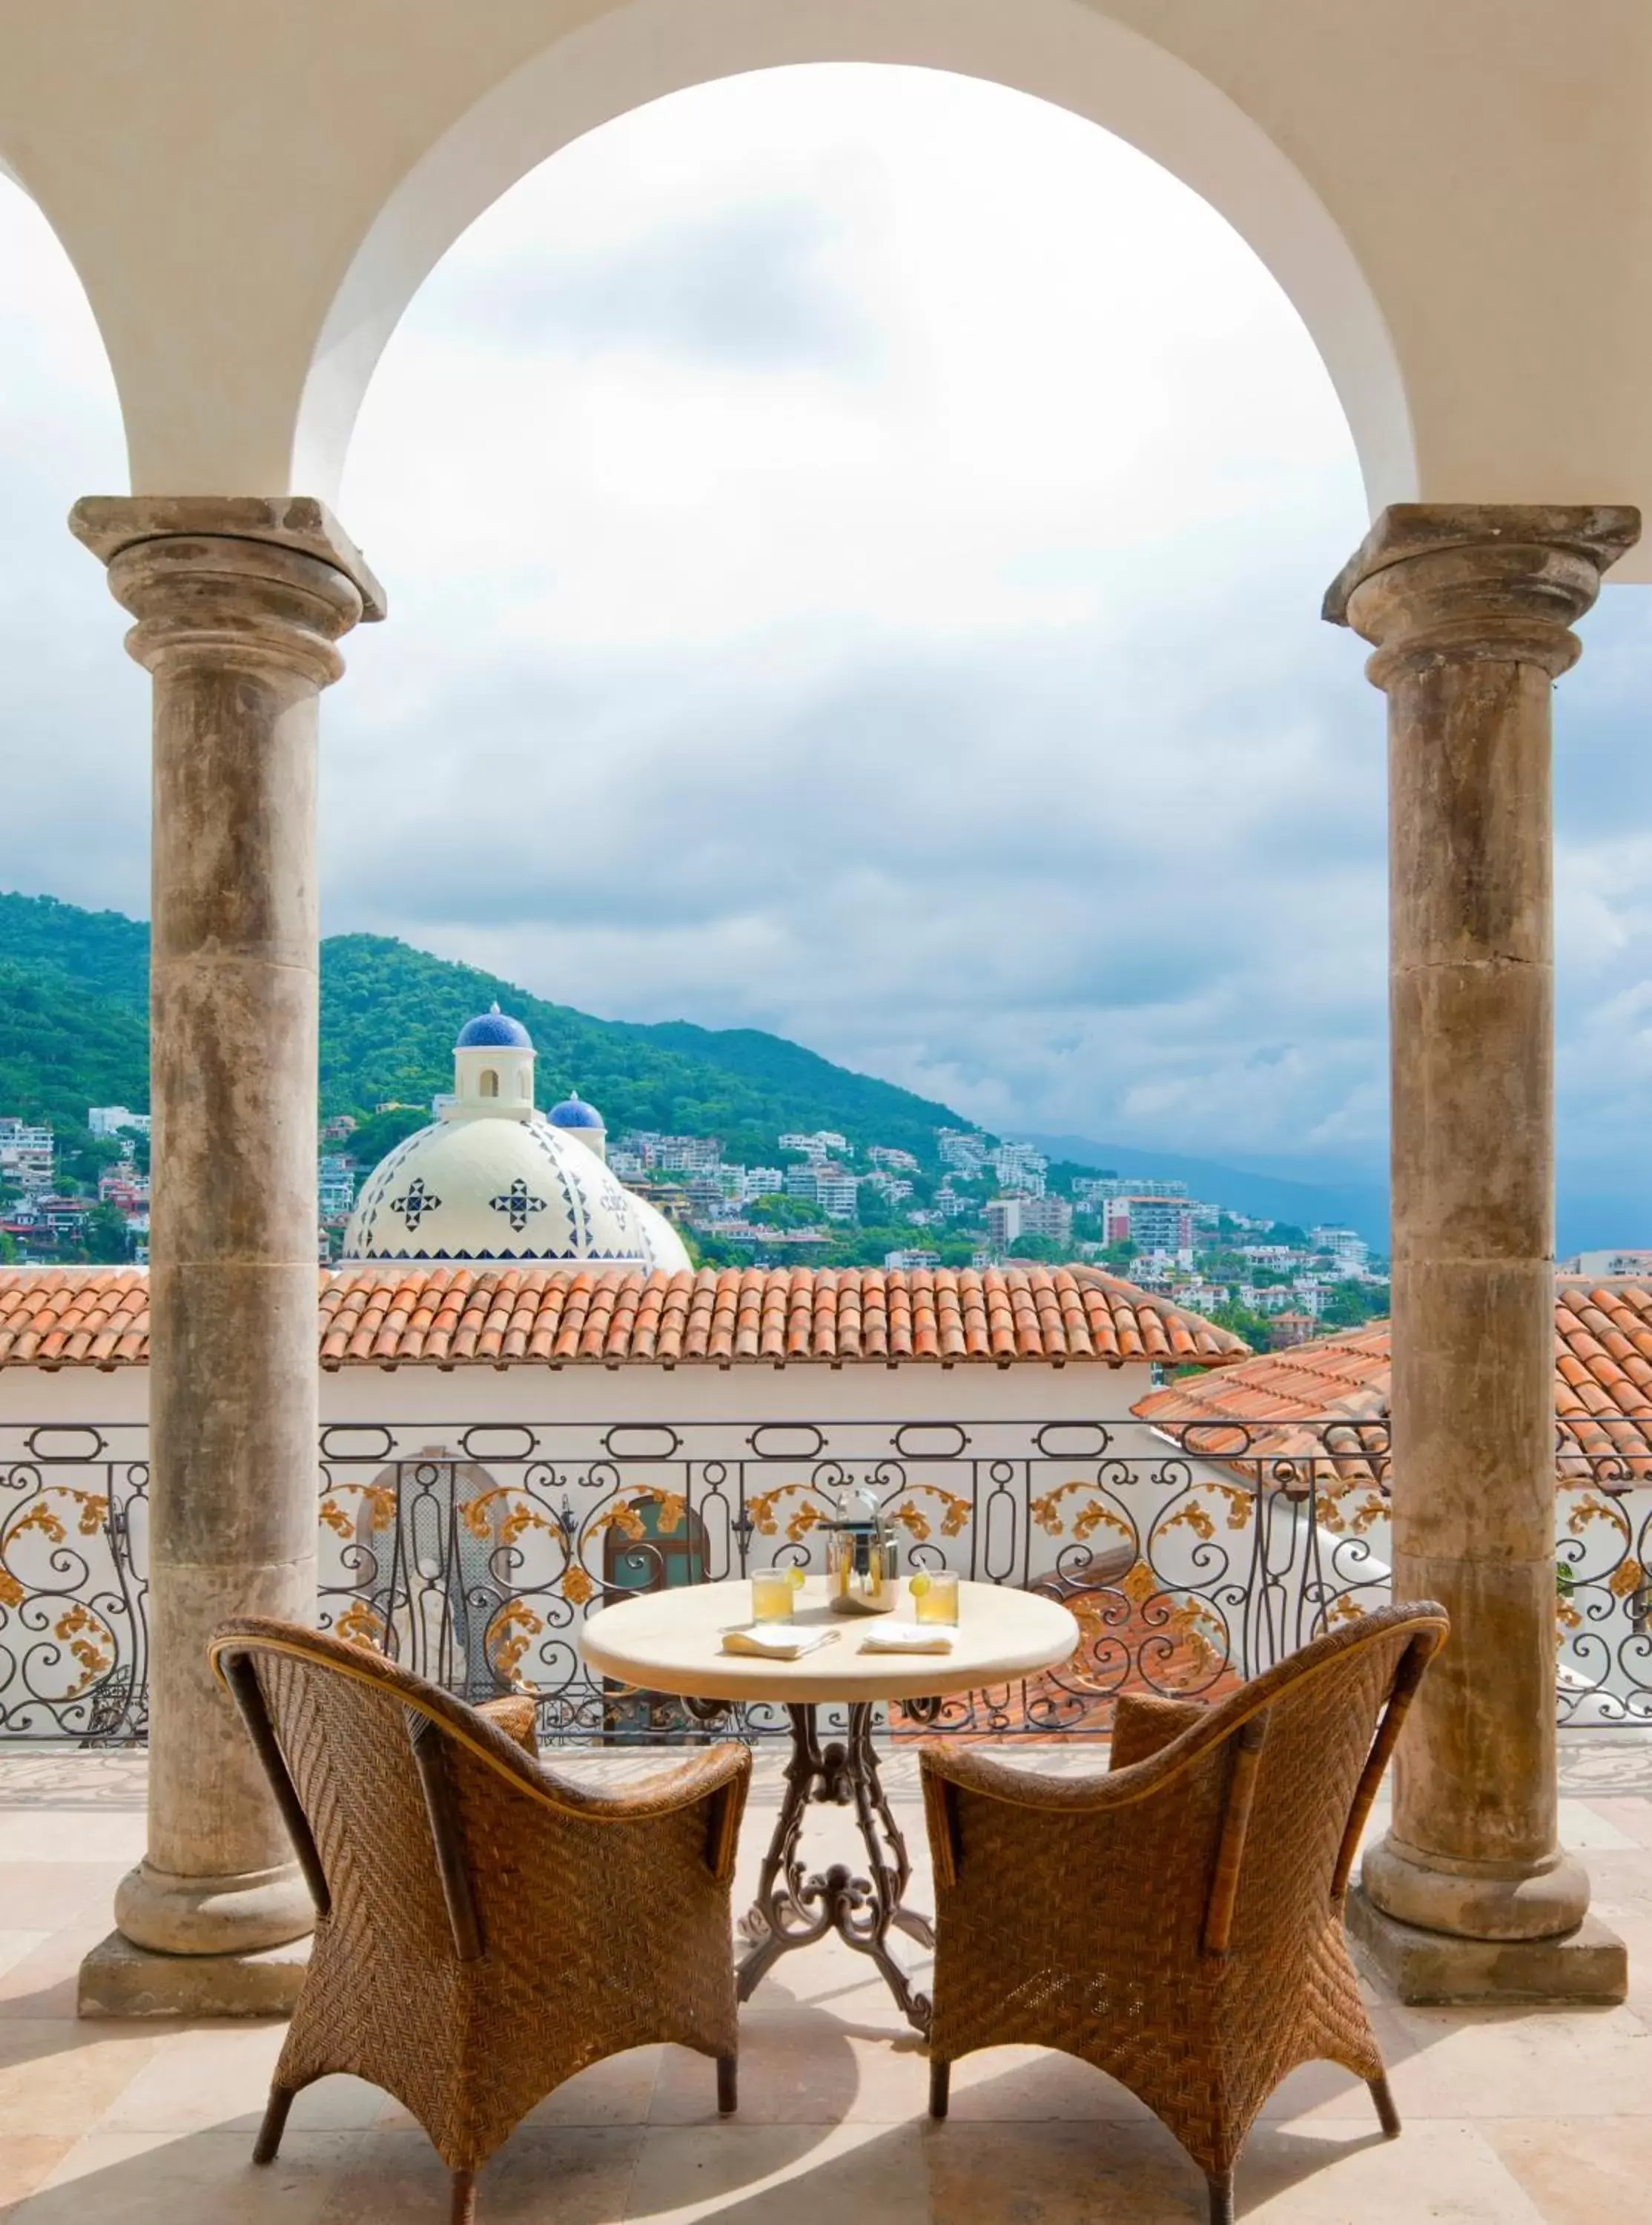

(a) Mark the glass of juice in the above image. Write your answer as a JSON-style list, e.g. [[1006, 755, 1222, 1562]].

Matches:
[[752, 1566, 804, 1623], [910, 1570, 960, 1626]]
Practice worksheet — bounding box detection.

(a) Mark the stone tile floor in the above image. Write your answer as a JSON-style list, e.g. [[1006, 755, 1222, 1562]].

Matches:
[[1, 1738, 1650, 2221]]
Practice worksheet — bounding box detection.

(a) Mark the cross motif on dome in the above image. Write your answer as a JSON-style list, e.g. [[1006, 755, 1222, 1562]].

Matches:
[[490, 1176, 547, 1233], [391, 1176, 441, 1232]]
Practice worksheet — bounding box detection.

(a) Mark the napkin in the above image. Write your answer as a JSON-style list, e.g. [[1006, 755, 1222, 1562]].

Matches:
[[856, 1622, 955, 1655], [721, 1625, 841, 1661]]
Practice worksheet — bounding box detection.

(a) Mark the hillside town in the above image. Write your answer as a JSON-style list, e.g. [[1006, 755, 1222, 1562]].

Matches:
[[316, 1107, 1391, 1348], [1, 1097, 1395, 1346]]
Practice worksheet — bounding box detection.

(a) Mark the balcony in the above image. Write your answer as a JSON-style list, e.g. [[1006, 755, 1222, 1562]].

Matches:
[[0, 1733, 1648, 2221], [4, 1405, 1651, 1746]]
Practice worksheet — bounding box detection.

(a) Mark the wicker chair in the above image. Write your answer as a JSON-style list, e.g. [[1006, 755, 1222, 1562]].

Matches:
[[920, 1601, 1447, 2225], [209, 1617, 751, 2224]]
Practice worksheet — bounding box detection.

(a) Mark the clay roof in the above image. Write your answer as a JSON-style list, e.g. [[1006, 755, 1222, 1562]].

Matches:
[[1133, 1282, 1652, 1488], [0, 1263, 1248, 1373]]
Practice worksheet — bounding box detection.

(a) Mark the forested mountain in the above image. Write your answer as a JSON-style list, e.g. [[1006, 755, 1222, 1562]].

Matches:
[[0, 892, 979, 1166]]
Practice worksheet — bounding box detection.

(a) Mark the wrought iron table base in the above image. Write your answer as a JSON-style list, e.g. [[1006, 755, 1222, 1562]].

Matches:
[[736, 1701, 934, 2032]]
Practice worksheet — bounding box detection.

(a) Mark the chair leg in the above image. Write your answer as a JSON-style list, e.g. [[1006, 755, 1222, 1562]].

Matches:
[[928, 2060, 951, 2120], [252, 2084, 294, 2165], [1206, 2170, 1235, 2225], [717, 2054, 738, 2115], [1369, 2071, 1401, 2139], [450, 2167, 478, 2225]]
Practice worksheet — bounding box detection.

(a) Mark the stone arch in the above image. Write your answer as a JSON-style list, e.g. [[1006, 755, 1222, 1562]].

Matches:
[[295, 0, 1414, 511], [480, 1069, 500, 1099]]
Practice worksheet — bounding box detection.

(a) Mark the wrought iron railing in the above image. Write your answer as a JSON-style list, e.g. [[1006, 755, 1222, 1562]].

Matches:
[[2, 1412, 1649, 1741]]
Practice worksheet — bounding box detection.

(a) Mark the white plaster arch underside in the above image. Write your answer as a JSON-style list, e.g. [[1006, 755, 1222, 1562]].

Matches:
[[297, 0, 1414, 516], [0, 0, 1648, 571]]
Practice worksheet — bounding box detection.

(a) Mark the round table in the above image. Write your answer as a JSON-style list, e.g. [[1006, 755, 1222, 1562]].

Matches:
[[579, 1577, 1079, 2030]]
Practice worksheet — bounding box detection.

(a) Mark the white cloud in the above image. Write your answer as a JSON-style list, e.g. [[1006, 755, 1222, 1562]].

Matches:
[[1, 62, 1649, 1242]]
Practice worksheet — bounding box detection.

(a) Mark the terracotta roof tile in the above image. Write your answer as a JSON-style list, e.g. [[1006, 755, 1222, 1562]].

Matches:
[[1134, 1282, 1652, 1488], [0, 1262, 1247, 1371]]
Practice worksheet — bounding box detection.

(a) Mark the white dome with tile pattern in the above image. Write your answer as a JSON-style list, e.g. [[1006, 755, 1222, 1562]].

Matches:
[[343, 1008, 690, 1271]]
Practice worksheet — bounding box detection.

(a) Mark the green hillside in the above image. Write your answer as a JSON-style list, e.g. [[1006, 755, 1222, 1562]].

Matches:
[[0, 892, 979, 1167]]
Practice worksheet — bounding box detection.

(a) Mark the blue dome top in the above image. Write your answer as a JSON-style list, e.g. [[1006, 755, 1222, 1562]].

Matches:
[[455, 1002, 533, 1050], [548, 1094, 604, 1130]]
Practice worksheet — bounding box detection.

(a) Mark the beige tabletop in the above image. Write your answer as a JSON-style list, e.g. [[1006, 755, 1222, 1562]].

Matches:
[[579, 1575, 1080, 1706]]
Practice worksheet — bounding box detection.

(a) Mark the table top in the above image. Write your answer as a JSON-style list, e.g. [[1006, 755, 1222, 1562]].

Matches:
[[578, 1576, 1080, 1704]]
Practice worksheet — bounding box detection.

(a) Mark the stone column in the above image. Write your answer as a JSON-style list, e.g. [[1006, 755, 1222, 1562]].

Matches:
[[69, 499, 383, 2017], [1324, 504, 1636, 2003]]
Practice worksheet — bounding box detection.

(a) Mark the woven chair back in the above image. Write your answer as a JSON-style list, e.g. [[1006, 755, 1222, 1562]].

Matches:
[[1204, 1615, 1427, 1962], [228, 1635, 472, 1965]]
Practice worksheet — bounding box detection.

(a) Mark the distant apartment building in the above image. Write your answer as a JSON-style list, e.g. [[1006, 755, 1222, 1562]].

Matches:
[[815, 1177, 859, 1223], [0, 1118, 53, 1193], [934, 1184, 974, 1220], [1107, 1196, 1194, 1260], [320, 1113, 357, 1145], [652, 1136, 723, 1173], [1560, 1248, 1652, 1278], [982, 1197, 1022, 1247], [883, 1247, 940, 1272], [684, 1176, 729, 1222], [863, 1171, 913, 1210], [868, 1147, 919, 1174], [738, 1167, 784, 1202], [1310, 1224, 1370, 1273], [318, 1154, 357, 1220], [87, 1105, 151, 1141], [1080, 1175, 1189, 1204], [936, 1129, 988, 1173], [614, 1133, 721, 1172], [779, 1130, 848, 1165], [782, 1166, 859, 1222], [1018, 1195, 1074, 1247], [991, 1142, 1047, 1196]]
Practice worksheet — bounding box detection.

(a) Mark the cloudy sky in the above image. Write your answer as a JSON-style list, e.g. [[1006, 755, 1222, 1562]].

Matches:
[[2, 65, 1648, 1233]]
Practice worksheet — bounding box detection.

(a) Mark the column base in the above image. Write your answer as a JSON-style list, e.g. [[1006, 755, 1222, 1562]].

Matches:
[[1346, 1884, 1627, 2005], [1361, 1829, 1591, 1939], [78, 1929, 310, 2018], [113, 1857, 314, 1957]]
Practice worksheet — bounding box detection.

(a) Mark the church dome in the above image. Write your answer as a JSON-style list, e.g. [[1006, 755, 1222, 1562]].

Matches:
[[343, 1112, 687, 1267], [455, 1002, 532, 1049], [342, 1001, 690, 1271], [548, 1094, 604, 1130]]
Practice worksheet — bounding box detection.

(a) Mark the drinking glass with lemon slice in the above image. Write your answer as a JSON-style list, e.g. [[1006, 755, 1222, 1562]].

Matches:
[[752, 1565, 807, 1624], [909, 1569, 959, 1626]]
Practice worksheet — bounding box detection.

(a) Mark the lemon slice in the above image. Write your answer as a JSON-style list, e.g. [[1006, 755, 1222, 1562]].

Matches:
[[787, 1566, 805, 1590], [909, 1572, 931, 1598]]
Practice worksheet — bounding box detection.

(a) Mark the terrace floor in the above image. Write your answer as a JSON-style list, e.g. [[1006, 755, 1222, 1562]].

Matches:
[[1, 1740, 1651, 2222]]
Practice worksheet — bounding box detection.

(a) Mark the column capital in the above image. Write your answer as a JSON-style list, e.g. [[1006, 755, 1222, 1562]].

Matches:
[[1324, 502, 1639, 688], [70, 495, 386, 689]]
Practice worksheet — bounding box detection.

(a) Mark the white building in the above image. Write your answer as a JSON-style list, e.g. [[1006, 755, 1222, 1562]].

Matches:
[[982, 1197, 1022, 1247], [868, 1148, 919, 1175], [1108, 1196, 1194, 1261], [778, 1130, 848, 1164], [1311, 1225, 1371, 1274], [87, 1107, 151, 1141], [1559, 1249, 1652, 1279], [0, 1119, 53, 1193], [1019, 1195, 1074, 1247], [936, 1130, 987, 1173], [317, 1155, 357, 1219], [991, 1142, 1047, 1196]]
